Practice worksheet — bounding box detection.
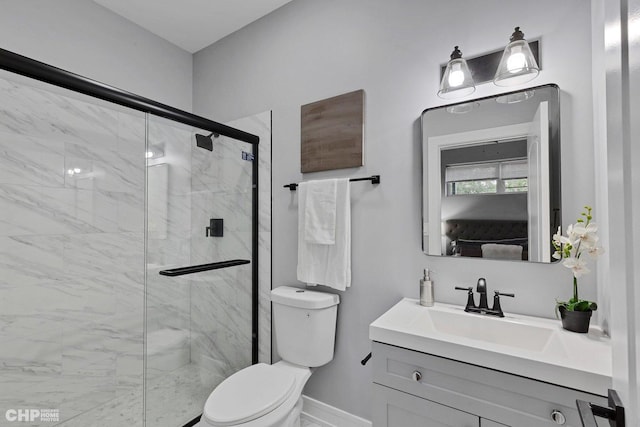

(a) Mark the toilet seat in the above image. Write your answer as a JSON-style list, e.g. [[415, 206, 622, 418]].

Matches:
[[203, 363, 296, 426]]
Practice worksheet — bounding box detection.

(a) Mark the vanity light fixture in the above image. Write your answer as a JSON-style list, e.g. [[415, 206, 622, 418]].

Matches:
[[437, 46, 476, 99], [495, 89, 536, 104], [437, 30, 540, 97], [445, 102, 480, 114], [493, 27, 540, 86]]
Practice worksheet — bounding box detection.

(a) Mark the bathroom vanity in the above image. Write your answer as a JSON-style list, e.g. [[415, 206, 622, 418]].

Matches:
[[369, 299, 612, 426]]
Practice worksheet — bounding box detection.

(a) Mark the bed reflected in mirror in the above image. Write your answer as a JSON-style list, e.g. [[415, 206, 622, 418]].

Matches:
[[421, 84, 561, 263]]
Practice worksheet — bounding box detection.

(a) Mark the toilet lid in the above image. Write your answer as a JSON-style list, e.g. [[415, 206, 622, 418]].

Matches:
[[203, 363, 296, 426]]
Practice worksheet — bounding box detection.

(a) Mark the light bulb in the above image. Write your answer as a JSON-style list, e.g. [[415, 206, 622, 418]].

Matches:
[[437, 46, 475, 99], [67, 167, 82, 176], [145, 151, 154, 159], [507, 46, 526, 73], [493, 28, 539, 86], [448, 63, 464, 87]]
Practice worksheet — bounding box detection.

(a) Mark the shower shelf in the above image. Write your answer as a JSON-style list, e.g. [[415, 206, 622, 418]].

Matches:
[[158, 259, 250, 277]]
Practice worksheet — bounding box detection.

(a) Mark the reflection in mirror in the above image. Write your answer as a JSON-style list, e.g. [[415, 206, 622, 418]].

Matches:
[[421, 84, 560, 263]]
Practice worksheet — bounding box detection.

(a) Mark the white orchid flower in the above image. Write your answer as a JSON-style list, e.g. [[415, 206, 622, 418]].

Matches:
[[563, 257, 590, 278], [571, 222, 599, 248], [553, 226, 572, 246], [587, 245, 605, 257]]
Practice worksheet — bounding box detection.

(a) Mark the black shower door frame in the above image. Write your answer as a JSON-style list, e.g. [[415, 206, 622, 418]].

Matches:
[[0, 47, 261, 365]]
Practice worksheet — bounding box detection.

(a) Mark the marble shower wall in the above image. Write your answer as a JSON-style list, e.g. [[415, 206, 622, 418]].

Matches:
[[0, 70, 271, 427], [188, 110, 272, 392], [0, 72, 146, 426], [145, 118, 194, 380], [225, 111, 272, 365]]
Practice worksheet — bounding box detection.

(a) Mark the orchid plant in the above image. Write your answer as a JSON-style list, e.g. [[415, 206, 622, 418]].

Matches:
[[552, 206, 604, 312]]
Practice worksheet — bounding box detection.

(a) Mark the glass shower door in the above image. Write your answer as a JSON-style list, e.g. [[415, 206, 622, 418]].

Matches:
[[144, 116, 255, 427], [0, 70, 147, 427]]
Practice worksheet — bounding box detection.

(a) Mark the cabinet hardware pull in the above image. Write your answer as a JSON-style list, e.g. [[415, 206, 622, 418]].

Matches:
[[550, 409, 566, 424], [411, 371, 422, 382]]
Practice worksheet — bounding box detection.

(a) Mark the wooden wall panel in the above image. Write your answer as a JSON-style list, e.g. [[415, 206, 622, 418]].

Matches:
[[301, 89, 364, 173]]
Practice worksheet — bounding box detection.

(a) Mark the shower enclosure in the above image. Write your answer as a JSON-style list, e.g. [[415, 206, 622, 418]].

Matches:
[[0, 48, 259, 427]]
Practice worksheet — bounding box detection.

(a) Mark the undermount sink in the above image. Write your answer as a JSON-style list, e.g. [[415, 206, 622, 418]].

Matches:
[[369, 298, 612, 395], [414, 306, 553, 352]]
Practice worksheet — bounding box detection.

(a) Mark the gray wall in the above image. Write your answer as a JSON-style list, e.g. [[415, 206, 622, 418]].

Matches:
[[0, 0, 193, 111], [193, 0, 595, 419]]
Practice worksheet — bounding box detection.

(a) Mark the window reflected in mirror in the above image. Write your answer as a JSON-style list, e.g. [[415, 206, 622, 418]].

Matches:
[[421, 84, 560, 263]]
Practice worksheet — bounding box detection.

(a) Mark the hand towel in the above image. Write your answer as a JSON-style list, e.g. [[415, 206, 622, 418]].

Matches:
[[304, 179, 337, 245], [297, 178, 351, 291], [481, 243, 523, 260]]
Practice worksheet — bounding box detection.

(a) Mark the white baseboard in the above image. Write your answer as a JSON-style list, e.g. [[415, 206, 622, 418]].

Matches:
[[301, 395, 372, 427]]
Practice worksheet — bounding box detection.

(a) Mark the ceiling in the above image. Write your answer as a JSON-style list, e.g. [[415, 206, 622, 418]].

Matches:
[[94, 0, 294, 53]]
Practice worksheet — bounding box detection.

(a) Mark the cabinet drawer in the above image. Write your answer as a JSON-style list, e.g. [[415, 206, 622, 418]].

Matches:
[[372, 342, 608, 427], [373, 383, 478, 427]]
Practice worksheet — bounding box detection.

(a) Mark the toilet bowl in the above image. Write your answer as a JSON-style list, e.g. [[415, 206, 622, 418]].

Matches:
[[198, 286, 340, 427], [199, 362, 310, 427]]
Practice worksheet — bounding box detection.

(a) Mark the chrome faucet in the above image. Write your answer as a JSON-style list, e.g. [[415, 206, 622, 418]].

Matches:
[[455, 278, 514, 317]]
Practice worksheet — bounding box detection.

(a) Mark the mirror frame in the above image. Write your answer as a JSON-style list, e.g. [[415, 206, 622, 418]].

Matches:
[[421, 83, 561, 263]]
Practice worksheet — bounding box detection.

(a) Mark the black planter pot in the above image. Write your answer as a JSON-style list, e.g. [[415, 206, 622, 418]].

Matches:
[[559, 306, 592, 333]]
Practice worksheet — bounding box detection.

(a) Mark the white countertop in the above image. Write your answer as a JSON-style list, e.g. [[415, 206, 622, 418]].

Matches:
[[369, 298, 612, 395]]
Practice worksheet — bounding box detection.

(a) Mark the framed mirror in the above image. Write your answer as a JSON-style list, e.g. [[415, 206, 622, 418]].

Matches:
[[421, 84, 560, 263]]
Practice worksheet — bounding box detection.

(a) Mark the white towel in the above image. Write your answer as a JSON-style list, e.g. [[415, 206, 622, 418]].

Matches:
[[481, 243, 523, 260], [304, 179, 337, 245], [297, 178, 351, 291]]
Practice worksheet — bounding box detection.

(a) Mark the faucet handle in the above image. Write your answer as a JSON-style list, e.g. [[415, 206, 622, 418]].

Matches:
[[455, 286, 475, 311], [494, 291, 515, 298], [491, 291, 514, 317]]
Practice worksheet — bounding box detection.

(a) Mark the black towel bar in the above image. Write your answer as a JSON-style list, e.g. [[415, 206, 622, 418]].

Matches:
[[283, 175, 380, 191], [159, 259, 250, 277]]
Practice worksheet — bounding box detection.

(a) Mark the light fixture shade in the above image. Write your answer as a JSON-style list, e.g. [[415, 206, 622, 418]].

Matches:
[[493, 27, 539, 87], [438, 46, 476, 99]]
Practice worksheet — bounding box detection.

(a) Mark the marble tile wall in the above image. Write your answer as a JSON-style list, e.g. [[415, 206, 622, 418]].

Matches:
[[145, 112, 271, 424], [187, 111, 271, 410], [145, 118, 193, 383], [0, 71, 272, 427], [224, 111, 272, 365], [0, 72, 146, 426]]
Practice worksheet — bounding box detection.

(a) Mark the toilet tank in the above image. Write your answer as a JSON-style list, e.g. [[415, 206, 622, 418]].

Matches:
[[271, 286, 340, 367]]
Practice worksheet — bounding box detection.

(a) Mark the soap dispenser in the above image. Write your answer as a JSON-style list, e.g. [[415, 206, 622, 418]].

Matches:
[[420, 269, 434, 307]]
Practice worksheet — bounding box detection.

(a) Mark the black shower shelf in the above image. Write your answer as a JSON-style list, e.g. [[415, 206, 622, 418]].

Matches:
[[159, 259, 250, 277]]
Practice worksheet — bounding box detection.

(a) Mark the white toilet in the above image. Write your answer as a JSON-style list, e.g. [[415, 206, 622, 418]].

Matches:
[[198, 286, 340, 427]]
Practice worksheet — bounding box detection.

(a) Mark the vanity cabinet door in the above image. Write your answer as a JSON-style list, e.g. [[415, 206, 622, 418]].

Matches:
[[372, 342, 607, 426], [373, 383, 479, 427]]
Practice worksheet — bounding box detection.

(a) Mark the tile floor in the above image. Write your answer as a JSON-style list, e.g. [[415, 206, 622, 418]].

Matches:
[[58, 363, 210, 427], [55, 363, 327, 427]]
